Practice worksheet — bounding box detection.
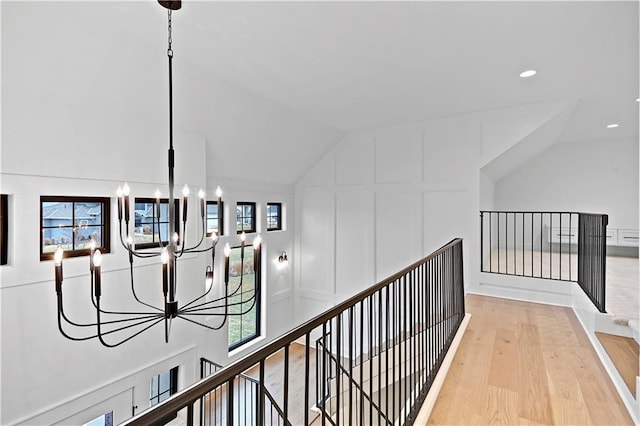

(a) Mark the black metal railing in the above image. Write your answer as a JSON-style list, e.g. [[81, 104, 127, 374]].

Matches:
[[200, 358, 289, 426], [121, 238, 465, 426], [315, 334, 393, 425], [480, 211, 607, 312], [578, 214, 608, 313]]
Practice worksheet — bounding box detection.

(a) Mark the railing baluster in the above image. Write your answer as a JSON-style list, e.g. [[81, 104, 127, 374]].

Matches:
[[391, 280, 397, 425], [359, 300, 364, 426], [336, 314, 341, 426], [385, 285, 390, 421], [305, 332, 310, 426], [283, 344, 289, 423], [260, 360, 266, 426]]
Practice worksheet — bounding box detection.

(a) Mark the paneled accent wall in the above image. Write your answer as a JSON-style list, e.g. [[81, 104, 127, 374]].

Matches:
[[295, 117, 482, 324]]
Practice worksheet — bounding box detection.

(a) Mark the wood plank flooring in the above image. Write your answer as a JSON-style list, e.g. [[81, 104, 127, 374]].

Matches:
[[596, 332, 639, 396], [429, 295, 634, 425]]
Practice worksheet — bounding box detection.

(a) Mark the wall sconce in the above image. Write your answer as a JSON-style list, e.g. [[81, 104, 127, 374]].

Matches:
[[278, 251, 288, 263]]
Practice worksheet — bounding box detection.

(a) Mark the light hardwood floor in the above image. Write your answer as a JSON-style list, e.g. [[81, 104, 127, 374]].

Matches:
[[429, 295, 634, 425], [596, 332, 639, 396]]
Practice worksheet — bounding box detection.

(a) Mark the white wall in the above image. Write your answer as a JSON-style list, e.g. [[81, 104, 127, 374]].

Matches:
[[494, 138, 639, 230], [295, 117, 482, 324], [0, 2, 323, 424]]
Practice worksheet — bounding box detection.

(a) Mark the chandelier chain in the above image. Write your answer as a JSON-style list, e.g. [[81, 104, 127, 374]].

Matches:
[[167, 10, 173, 57]]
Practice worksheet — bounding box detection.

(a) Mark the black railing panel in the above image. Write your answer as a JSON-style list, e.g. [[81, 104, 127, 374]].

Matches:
[[480, 210, 607, 313], [122, 238, 466, 426], [480, 211, 578, 281], [578, 214, 608, 313]]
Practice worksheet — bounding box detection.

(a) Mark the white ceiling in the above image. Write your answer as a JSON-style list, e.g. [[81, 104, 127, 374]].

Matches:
[[4, 1, 638, 186], [169, 1, 638, 139]]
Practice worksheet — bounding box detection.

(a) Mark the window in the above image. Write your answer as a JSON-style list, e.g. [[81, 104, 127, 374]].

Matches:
[[206, 200, 224, 236], [228, 244, 260, 350], [150, 366, 178, 407], [40, 196, 110, 260], [266, 203, 282, 231], [133, 198, 180, 249], [83, 412, 113, 426], [236, 202, 256, 234], [1, 194, 7, 265]]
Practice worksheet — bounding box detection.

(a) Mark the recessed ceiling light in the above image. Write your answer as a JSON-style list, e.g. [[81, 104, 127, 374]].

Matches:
[[607, 123, 619, 129], [519, 69, 537, 78]]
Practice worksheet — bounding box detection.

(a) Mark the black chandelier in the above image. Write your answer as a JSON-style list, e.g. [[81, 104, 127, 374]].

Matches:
[[53, 0, 261, 347]]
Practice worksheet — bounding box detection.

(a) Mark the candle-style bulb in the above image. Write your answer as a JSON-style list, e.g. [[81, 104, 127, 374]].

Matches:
[[93, 250, 103, 267], [240, 231, 246, 243], [198, 189, 205, 199], [122, 182, 130, 196], [173, 232, 179, 243], [54, 246, 64, 265], [155, 188, 161, 199], [90, 238, 97, 251], [211, 231, 218, 242], [205, 267, 213, 290], [215, 186, 222, 198], [116, 186, 123, 197], [182, 185, 190, 197], [127, 235, 133, 246], [253, 234, 262, 249], [224, 243, 231, 257], [161, 248, 169, 264]]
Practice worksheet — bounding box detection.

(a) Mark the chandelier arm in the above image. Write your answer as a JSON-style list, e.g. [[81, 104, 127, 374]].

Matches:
[[96, 298, 165, 348], [177, 280, 215, 311], [59, 290, 161, 327], [153, 208, 164, 250], [98, 317, 166, 348], [177, 278, 246, 311], [57, 295, 101, 341], [179, 246, 214, 255], [179, 288, 257, 313], [183, 225, 218, 255], [175, 313, 228, 331], [179, 219, 187, 256], [181, 215, 207, 252], [118, 219, 162, 259], [128, 245, 163, 259], [179, 295, 257, 317], [127, 260, 164, 312], [86, 263, 163, 314], [164, 294, 169, 343]]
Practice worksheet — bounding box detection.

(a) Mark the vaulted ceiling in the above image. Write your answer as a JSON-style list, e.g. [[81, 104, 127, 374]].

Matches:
[[3, 1, 638, 185], [176, 1, 639, 139]]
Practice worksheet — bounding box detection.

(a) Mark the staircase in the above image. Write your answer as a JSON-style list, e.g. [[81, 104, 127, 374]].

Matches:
[[314, 316, 460, 425]]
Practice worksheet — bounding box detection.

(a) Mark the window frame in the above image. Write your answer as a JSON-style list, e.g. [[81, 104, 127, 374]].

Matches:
[[266, 202, 283, 232], [149, 366, 178, 408], [206, 200, 224, 237], [236, 202, 257, 234], [1, 194, 7, 265], [40, 195, 111, 261], [227, 244, 261, 351], [133, 198, 180, 250]]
